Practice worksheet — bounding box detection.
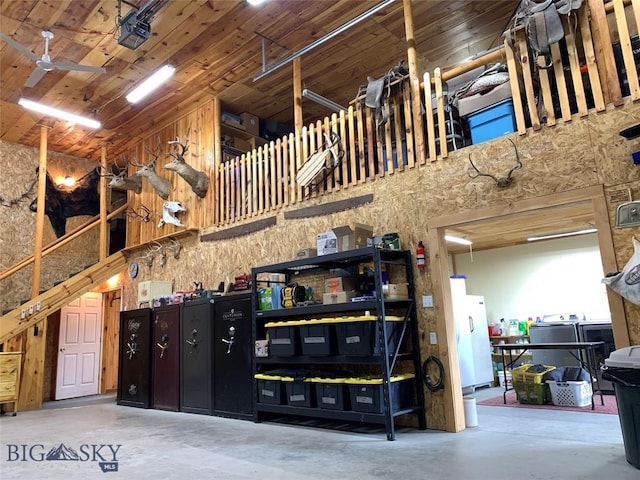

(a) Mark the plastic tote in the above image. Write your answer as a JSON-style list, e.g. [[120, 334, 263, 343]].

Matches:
[[602, 346, 640, 469]]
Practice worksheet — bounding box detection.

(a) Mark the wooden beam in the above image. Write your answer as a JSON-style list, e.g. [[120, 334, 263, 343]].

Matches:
[[0, 252, 128, 344], [293, 58, 303, 134], [589, 0, 623, 106], [427, 227, 465, 433], [213, 96, 222, 227], [100, 143, 109, 261], [428, 186, 605, 229], [592, 193, 630, 348], [31, 125, 48, 298], [200, 216, 277, 241], [19, 317, 46, 411], [283, 194, 374, 219], [403, 0, 425, 165]]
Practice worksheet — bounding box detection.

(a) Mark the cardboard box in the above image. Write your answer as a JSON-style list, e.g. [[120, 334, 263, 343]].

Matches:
[[317, 223, 374, 255], [294, 248, 317, 259], [457, 81, 512, 117], [138, 281, 173, 306], [241, 112, 260, 136], [382, 283, 409, 299], [324, 277, 359, 293], [323, 291, 356, 304]]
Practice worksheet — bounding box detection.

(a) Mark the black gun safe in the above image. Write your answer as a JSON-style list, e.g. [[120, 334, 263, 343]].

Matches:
[[180, 298, 215, 414], [152, 303, 181, 411], [213, 293, 253, 420], [118, 308, 152, 408]]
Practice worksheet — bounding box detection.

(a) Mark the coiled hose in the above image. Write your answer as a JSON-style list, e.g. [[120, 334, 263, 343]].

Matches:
[[422, 355, 445, 392]]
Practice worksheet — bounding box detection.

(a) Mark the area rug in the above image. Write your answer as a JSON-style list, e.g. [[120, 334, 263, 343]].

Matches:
[[477, 390, 619, 415]]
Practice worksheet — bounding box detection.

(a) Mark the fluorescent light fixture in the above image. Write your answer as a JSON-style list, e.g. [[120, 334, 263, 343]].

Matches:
[[18, 98, 101, 129], [302, 88, 346, 112], [126, 64, 176, 104], [527, 228, 597, 242], [247, 0, 266, 4], [445, 235, 472, 246], [444, 235, 473, 245]]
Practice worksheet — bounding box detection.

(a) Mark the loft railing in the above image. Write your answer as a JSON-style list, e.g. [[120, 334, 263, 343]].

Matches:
[[214, 0, 638, 226]]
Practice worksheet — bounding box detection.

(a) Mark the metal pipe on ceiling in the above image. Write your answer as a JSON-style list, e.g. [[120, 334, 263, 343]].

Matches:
[[253, 0, 397, 81]]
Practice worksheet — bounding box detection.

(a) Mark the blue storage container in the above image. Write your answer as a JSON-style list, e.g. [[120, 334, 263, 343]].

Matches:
[[467, 98, 516, 144]]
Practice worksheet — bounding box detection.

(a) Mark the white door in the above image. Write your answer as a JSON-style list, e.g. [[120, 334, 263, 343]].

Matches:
[[55, 292, 103, 400]]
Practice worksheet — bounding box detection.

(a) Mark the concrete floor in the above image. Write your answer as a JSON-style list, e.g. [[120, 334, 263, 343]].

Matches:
[[1, 388, 638, 480]]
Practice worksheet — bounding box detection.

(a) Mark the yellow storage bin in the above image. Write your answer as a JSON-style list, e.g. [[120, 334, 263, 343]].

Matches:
[[345, 373, 415, 413], [511, 364, 556, 384], [332, 315, 406, 356]]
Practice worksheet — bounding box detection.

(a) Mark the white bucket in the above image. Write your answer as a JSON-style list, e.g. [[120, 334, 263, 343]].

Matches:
[[463, 396, 478, 428], [497, 370, 512, 388]]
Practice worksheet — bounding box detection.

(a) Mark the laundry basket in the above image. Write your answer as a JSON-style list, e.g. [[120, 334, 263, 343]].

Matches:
[[546, 380, 592, 407]]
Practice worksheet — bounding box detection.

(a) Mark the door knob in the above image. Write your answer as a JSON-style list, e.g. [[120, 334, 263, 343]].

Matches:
[[59, 347, 65, 352]]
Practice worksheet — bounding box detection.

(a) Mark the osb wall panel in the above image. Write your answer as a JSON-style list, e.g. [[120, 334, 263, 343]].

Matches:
[[0, 140, 100, 311], [117, 101, 640, 431]]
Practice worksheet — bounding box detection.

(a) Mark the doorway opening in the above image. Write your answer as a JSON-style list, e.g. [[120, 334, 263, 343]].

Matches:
[[426, 185, 628, 432]]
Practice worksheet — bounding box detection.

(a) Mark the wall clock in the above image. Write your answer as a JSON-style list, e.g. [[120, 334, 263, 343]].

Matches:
[[129, 261, 139, 278]]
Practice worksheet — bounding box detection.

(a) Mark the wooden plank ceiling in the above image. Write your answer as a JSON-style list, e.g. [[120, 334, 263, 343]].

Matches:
[[0, 0, 519, 160], [2, 0, 596, 251]]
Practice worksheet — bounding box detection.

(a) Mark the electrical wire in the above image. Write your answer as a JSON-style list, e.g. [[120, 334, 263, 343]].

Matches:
[[423, 355, 445, 392]]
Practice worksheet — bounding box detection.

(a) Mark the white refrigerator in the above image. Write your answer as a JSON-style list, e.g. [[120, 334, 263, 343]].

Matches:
[[450, 276, 494, 392]]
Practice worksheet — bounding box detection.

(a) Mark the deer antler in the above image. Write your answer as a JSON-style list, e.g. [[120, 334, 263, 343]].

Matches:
[[468, 138, 522, 188], [126, 204, 153, 223], [167, 238, 182, 259], [167, 135, 189, 161]]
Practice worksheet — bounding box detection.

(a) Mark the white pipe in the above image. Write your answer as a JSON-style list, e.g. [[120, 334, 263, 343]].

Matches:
[[253, 0, 397, 81]]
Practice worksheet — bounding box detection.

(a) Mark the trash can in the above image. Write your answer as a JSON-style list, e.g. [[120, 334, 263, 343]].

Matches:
[[602, 346, 640, 470]]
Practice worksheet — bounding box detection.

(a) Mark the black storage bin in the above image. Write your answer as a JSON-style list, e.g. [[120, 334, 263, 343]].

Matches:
[[334, 315, 406, 356], [299, 320, 334, 356], [603, 346, 640, 470], [285, 379, 315, 407], [255, 374, 286, 405], [311, 378, 349, 410], [346, 374, 414, 414], [266, 321, 299, 356]]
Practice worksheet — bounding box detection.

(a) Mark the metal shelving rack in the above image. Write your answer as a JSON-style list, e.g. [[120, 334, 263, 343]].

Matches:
[[251, 246, 426, 440]]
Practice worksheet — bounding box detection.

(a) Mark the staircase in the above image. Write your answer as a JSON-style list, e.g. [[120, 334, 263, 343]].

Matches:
[[0, 251, 128, 344]]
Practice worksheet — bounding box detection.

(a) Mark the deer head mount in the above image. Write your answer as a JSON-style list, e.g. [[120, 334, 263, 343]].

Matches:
[[165, 136, 209, 198], [468, 138, 522, 188], [130, 141, 172, 199], [97, 156, 142, 194]]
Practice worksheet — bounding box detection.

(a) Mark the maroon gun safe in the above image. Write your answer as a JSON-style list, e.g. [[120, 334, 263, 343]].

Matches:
[[118, 308, 152, 408], [180, 298, 214, 415], [213, 293, 253, 420], [152, 304, 181, 411]]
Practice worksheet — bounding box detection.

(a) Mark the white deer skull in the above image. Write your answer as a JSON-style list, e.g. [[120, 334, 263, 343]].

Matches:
[[158, 201, 187, 228]]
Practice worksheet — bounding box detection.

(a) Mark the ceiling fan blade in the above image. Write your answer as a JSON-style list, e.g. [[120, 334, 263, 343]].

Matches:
[[51, 62, 106, 74], [24, 67, 47, 88], [0, 32, 39, 61]]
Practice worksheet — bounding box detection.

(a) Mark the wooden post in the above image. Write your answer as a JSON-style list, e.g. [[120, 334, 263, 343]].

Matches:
[[427, 227, 466, 432], [213, 96, 222, 226], [293, 58, 303, 134], [403, 0, 426, 165], [32, 125, 48, 298], [589, 0, 623, 106], [99, 143, 109, 261]]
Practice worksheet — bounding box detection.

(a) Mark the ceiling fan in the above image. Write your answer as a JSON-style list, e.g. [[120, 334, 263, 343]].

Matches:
[[0, 30, 106, 88]]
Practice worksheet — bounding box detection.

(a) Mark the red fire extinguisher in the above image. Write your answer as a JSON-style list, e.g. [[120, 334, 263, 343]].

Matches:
[[416, 241, 426, 269]]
